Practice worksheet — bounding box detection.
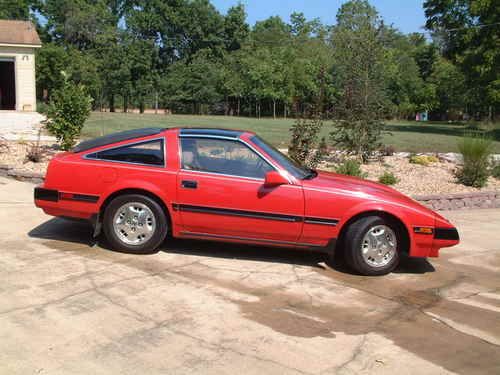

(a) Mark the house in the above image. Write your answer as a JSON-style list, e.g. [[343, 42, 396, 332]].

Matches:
[[0, 20, 41, 112]]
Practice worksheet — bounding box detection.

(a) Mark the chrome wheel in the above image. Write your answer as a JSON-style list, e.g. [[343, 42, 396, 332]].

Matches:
[[361, 225, 397, 268], [113, 202, 156, 245]]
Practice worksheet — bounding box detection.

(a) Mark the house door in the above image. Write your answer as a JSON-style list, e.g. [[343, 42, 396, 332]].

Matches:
[[0, 58, 16, 110]]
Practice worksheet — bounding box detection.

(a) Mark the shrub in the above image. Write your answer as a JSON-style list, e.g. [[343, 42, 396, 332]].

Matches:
[[491, 164, 500, 179], [37, 101, 49, 115], [26, 144, 43, 163], [288, 115, 327, 169], [409, 154, 438, 166], [45, 74, 92, 151], [380, 145, 396, 156], [335, 159, 367, 178], [378, 171, 398, 185], [427, 155, 439, 163], [26, 130, 43, 163], [455, 135, 492, 188]]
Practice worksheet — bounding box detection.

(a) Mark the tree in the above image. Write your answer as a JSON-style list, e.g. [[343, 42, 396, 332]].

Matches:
[[0, 0, 33, 19], [39, 0, 117, 50], [424, 0, 500, 119], [162, 49, 223, 114], [223, 4, 249, 51], [428, 57, 467, 119], [36, 43, 69, 100], [329, 0, 389, 161]]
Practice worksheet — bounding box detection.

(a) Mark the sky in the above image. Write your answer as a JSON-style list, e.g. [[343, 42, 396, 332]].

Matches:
[[211, 0, 427, 34]]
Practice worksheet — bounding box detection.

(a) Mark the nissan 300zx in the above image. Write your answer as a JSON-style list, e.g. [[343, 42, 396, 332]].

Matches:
[[34, 127, 459, 275]]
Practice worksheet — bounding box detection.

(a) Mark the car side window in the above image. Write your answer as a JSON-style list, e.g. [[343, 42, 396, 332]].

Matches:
[[86, 139, 164, 166], [180, 137, 274, 179]]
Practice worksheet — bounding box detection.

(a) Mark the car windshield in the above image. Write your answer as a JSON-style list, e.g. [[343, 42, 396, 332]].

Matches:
[[250, 135, 316, 180]]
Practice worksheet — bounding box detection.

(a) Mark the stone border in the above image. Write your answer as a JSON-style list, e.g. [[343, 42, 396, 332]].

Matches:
[[0, 164, 44, 184], [414, 191, 500, 211]]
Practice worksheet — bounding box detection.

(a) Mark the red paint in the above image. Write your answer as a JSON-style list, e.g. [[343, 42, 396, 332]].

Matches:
[[35, 128, 459, 258]]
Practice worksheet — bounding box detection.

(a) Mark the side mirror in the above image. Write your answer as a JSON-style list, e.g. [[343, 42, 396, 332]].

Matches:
[[264, 171, 288, 187]]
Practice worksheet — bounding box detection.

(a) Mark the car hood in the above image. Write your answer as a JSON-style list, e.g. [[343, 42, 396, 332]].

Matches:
[[304, 170, 437, 216]]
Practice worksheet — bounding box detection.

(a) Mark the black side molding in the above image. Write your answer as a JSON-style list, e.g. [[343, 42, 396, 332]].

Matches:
[[69, 194, 100, 203], [34, 187, 59, 202], [304, 217, 339, 226], [173, 204, 302, 222], [434, 227, 459, 241], [34, 188, 99, 203]]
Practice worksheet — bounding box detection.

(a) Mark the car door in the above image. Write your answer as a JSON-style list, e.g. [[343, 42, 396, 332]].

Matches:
[[175, 135, 304, 243]]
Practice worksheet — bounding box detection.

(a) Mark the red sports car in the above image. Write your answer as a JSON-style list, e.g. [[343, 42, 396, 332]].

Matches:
[[34, 128, 459, 275]]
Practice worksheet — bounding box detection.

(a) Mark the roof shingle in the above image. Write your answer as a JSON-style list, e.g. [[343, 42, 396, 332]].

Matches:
[[0, 20, 41, 46]]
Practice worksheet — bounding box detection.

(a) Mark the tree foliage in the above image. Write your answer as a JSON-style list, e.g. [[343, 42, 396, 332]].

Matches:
[[23, 0, 497, 123], [424, 0, 500, 118], [0, 0, 33, 19]]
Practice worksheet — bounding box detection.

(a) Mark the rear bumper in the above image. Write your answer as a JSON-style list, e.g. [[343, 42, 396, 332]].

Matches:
[[34, 187, 59, 202], [34, 187, 99, 219]]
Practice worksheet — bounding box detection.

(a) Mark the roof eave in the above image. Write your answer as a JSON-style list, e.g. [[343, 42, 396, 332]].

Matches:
[[0, 42, 42, 48]]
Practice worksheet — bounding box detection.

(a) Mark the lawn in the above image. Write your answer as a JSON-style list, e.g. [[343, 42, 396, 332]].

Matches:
[[83, 112, 500, 153]]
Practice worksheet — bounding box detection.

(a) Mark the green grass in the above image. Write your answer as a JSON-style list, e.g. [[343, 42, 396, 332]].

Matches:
[[83, 112, 500, 153]]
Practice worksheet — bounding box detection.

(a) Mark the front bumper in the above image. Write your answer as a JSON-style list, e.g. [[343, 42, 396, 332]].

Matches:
[[434, 227, 460, 241]]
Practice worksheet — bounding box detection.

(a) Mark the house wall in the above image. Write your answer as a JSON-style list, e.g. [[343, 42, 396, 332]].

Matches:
[[0, 45, 37, 111]]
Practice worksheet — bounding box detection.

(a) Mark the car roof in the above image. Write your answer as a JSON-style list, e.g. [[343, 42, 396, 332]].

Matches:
[[178, 128, 245, 139], [73, 127, 164, 153], [72, 127, 253, 153]]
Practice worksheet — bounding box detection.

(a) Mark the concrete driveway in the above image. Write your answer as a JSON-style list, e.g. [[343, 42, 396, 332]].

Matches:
[[1, 176, 500, 374]]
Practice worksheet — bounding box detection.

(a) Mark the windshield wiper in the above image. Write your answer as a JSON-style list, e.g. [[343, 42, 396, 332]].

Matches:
[[302, 169, 318, 180]]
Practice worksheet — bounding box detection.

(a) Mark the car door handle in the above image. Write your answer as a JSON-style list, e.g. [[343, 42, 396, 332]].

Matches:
[[181, 180, 198, 189]]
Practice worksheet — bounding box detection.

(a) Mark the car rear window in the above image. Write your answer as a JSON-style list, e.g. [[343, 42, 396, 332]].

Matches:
[[86, 139, 165, 166]]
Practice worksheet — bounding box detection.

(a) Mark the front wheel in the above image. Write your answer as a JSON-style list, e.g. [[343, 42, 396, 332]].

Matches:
[[343, 216, 401, 276], [103, 194, 168, 254]]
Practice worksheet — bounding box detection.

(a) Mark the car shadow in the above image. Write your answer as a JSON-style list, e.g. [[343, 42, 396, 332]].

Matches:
[[28, 218, 435, 275]]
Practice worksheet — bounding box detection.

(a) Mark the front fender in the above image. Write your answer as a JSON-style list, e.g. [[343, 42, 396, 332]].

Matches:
[[338, 201, 435, 258]]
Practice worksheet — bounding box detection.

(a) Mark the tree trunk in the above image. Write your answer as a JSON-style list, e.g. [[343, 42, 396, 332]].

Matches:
[[123, 95, 128, 113], [109, 94, 115, 112], [273, 99, 276, 119], [225, 95, 229, 116], [155, 91, 159, 114], [237, 97, 240, 116], [139, 100, 145, 114]]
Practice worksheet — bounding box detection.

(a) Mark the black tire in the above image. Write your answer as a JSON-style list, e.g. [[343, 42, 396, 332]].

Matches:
[[103, 194, 168, 254], [342, 216, 401, 276]]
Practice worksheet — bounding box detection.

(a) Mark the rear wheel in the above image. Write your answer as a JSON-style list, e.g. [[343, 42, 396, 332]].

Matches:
[[343, 216, 401, 276], [103, 194, 168, 254]]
